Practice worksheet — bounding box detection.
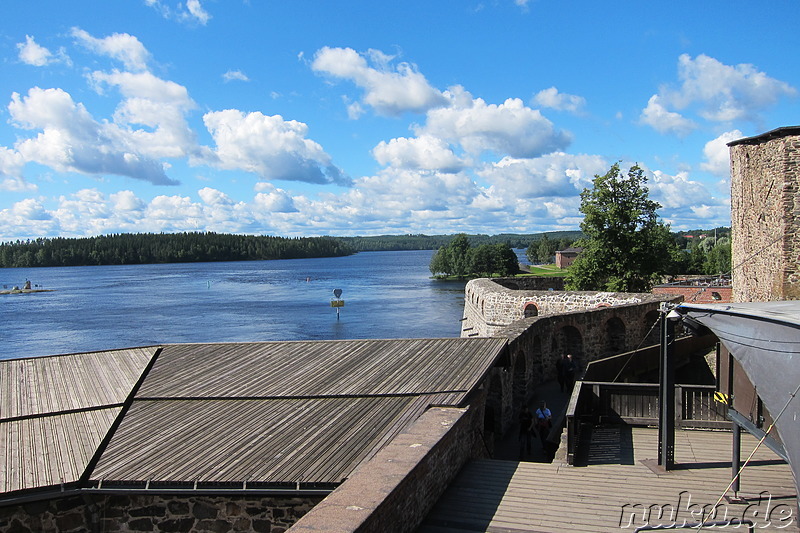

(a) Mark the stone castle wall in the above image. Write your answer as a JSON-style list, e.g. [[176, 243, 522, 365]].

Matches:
[[729, 128, 800, 301], [0, 493, 322, 532], [462, 277, 668, 338]]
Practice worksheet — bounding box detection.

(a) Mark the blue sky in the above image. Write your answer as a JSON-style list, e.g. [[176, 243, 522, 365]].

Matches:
[[1, 1, 798, 240]]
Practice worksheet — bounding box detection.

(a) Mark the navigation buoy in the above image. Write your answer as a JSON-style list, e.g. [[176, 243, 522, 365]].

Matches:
[[331, 288, 344, 320]]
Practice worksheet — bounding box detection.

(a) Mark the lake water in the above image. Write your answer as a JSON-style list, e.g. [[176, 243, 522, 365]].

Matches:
[[0, 250, 468, 360]]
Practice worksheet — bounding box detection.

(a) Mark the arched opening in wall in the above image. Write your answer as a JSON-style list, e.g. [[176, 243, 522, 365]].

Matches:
[[512, 349, 527, 410], [532, 335, 543, 381], [643, 310, 661, 346], [523, 303, 539, 318], [483, 373, 503, 446], [556, 325, 583, 372], [605, 317, 626, 355]]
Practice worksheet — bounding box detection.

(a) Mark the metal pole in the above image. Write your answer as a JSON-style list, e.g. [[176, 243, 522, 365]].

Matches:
[[658, 310, 675, 470], [732, 422, 741, 494]]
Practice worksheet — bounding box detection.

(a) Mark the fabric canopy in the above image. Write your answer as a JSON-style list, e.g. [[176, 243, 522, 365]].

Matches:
[[675, 301, 800, 500]]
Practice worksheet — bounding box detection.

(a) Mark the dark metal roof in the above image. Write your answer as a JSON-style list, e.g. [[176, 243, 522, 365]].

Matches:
[[726, 125, 800, 146], [1, 338, 507, 498]]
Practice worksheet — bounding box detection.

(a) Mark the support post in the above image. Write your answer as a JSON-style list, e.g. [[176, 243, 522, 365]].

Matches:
[[732, 422, 741, 494], [658, 309, 675, 470]]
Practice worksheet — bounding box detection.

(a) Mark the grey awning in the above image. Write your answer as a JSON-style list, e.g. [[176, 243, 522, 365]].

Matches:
[[675, 301, 800, 499]]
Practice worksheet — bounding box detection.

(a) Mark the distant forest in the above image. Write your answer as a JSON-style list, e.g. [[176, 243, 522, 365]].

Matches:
[[340, 231, 583, 252], [0, 228, 728, 268], [0, 233, 355, 268]]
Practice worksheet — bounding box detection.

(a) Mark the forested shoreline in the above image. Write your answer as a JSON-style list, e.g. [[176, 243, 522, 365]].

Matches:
[[0, 233, 355, 268]]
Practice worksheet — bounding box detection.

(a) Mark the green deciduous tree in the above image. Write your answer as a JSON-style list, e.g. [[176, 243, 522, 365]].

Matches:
[[565, 163, 679, 292]]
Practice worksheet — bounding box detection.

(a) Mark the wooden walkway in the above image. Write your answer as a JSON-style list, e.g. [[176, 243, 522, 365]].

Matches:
[[420, 427, 798, 532]]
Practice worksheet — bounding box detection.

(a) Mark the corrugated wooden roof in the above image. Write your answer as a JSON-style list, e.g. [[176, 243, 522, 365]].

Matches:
[[137, 338, 506, 401], [1, 338, 506, 496], [0, 348, 156, 496], [0, 347, 157, 419], [1, 408, 120, 494], [91, 338, 506, 487], [91, 396, 431, 484]]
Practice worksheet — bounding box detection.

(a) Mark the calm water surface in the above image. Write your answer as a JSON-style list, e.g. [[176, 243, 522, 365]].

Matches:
[[1, 250, 467, 359]]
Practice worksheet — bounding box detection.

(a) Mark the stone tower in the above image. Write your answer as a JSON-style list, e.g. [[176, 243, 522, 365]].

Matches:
[[728, 126, 800, 302]]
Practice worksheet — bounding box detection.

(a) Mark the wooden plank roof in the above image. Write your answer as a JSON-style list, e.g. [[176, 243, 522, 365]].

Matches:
[[137, 338, 506, 401], [0, 348, 155, 496], [0, 347, 157, 419], [420, 427, 798, 532], [91, 396, 432, 485], [91, 338, 506, 487], [1, 338, 507, 497]]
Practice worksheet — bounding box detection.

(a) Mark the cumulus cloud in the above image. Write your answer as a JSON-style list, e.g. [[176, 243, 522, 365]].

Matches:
[[533, 87, 586, 114], [311, 46, 448, 116], [72, 28, 151, 71], [223, 70, 249, 82], [201, 109, 349, 185], [89, 70, 197, 159], [641, 54, 796, 134], [0, 147, 34, 192], [648, 169, 714, 210], [700, 130, 743, 176], [639, 95, 697, 136], [420, 87, 571, 158], [17, 35, 69, 67], [477, 152, 608, 200], [9, 87, 178, 185], [372, 135, 465, 173], [253, 183, 298, 213]]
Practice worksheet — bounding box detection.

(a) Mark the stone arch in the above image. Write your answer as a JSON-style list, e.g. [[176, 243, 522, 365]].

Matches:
[[556, 325, 583, 370], [512, 349, 527, 409], [643, 310, 661, 346], [484, 372, 503, 441], [606, 316, 626, 354], [532, 335, 543, 381], [523, 302, 539, 318]]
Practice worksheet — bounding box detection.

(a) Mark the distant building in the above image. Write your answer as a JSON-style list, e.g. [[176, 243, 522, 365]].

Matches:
[[554, 246, 582, 269]]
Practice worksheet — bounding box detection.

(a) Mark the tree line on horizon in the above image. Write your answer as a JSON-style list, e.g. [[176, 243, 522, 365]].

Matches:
[[0, 233, 354, 268]]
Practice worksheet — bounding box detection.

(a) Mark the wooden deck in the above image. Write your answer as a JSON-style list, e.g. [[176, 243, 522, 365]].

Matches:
[[420, 427, 797, 532]]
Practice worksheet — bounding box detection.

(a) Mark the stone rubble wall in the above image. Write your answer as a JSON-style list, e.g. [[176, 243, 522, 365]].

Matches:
[[730, 133, 800, 301], [0, 493, 323, 533]]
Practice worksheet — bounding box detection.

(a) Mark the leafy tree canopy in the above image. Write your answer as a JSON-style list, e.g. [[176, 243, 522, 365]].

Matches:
[[429, 234, 519, 279], [565, 163, 679, 292]]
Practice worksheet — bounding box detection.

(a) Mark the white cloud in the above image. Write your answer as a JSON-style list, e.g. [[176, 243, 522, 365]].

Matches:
[[71, 28, 151, 71], [420, 87, 571, 158], [184, 0, 211, 25], [0, 147, 34, 192], [9, 87, 177, 185], [89, 70, 197, 159], [16, 35, 69, 67], [648, 169, 713, 210], [639, 95, 697, 136], [641, 54, 796, 134], [533, 87, 586, 114], [311, 46, 448, 116], [201, 109, 349, 185], [253, 184, 298, 213], [477, 152, 608, 200], [372, 135, 465, 173], [700, 130, 742, 176], [223, 70, 250, 82]]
